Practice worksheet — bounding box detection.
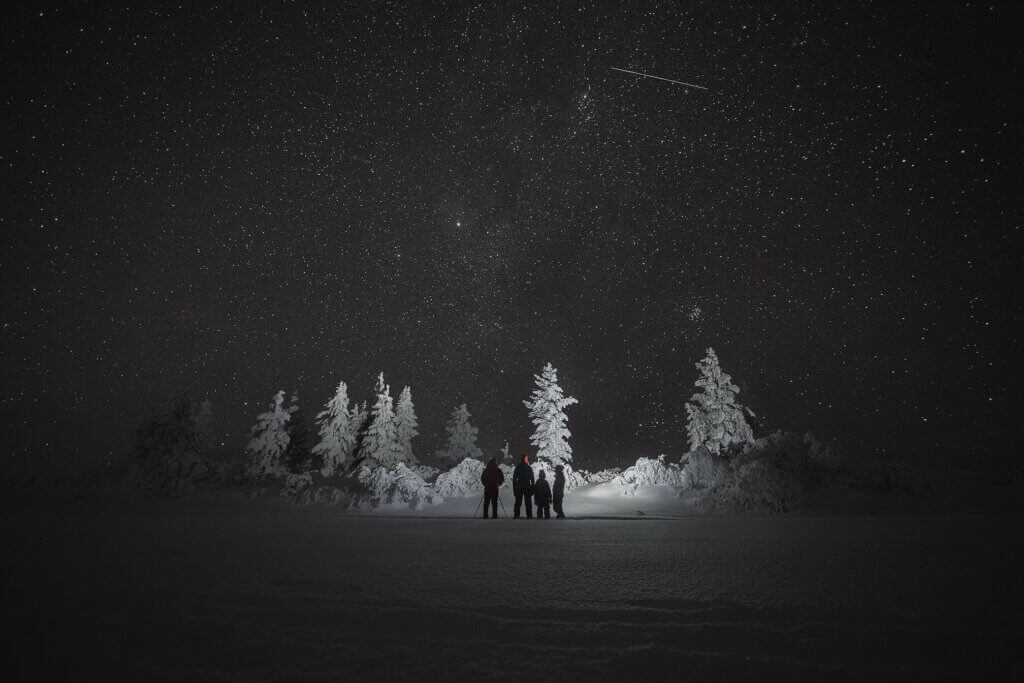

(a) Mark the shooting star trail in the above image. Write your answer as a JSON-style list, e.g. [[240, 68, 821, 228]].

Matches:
[[610, 67, 707, 90]]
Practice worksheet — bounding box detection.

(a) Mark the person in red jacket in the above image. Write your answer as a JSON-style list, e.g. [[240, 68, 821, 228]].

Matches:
[[533, 470, 552, 519], [480, 457, 505, 519]]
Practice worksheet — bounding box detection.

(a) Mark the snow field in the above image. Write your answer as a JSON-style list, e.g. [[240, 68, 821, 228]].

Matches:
[[4, 494, 1014, 680]]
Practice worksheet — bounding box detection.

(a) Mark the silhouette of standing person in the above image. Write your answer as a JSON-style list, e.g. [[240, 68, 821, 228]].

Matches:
[[552, 464, 566, 519], [533, 470, 552, 519], [480, 456, 505, 519], [512, 455, 535, 519]]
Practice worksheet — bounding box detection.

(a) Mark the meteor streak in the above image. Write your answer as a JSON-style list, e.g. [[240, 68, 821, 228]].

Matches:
[[610, 67, 707, 90]]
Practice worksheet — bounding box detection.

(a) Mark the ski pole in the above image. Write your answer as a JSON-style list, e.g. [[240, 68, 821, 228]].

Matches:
[[498, 493, 508, 518], [474, 493, 484, 518]]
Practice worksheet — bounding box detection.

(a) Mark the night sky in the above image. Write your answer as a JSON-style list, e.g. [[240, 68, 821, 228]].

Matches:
[[2, 2, 1016, 476]]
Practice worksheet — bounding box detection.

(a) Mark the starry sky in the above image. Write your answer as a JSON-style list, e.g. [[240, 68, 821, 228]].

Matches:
[[2, 2, 1017, 476]]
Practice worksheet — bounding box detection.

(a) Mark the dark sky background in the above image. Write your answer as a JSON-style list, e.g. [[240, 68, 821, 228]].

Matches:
[[2, 2, 1017, 477]]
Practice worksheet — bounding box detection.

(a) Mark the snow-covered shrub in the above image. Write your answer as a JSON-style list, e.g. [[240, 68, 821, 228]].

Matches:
[[611, 455, 685, 496], [412, 465, 440, 482], [584, 468, 622, 484], [855, 457, 931, 495], [160, 449, 215, 493], [531, 460, 588, 490], [681, 447, 730, 490], [294, 483, 350, 506], [696, 431, 817, 513], [434, 457, 486, 497], [350, 463, 442, 510], [804, 432, 838, 468], [281, 472, 314, 497], [700, 457, 800, 513], [117, 448, 218, 498]]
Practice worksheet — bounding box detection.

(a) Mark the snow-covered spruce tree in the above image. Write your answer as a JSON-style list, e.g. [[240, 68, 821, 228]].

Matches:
[[191, 397, 215, 456], [129, 394, 216, 495], [393, 385, 420, 467], [358, 374, 403, 469], [435, 403, 483, 470], [283, 392, 315, 473], [134, 394, 196, 462], [523, 362, 578, 468], [348, 400, 369, 456], [245, 390, 291, 479], [685, 348, 754, 456], [312, 381, 357, 477]]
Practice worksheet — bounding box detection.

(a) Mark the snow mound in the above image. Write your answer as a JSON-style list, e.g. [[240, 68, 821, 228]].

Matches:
[[411, 465, 440, 483], [531, 460, 589, 490], [433, 458, 486, 498], [583, 468, 621, 484], [697, 431, 837, 513], [294, 483, 349, 506], [350, 463, 442, 510], [680, 447, 730, 490], [610, 455, 685, 496]]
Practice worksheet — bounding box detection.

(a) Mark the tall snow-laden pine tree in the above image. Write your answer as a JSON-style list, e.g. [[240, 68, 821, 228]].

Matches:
[[393, 385, 420, 467], [436, 403, 483, 470], [312, 381, 357, 477], [349, 400, 369, 455], [523, 363, 578, 468], [685, 347, 754, 455], [283, 392, 315, 473], [500, 442, 512, 464], [358, 373, 402, 469], [246, 390, 291, 479]]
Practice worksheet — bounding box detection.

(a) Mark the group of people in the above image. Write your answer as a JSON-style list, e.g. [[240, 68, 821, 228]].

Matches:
[[479, 455, 565, 519]]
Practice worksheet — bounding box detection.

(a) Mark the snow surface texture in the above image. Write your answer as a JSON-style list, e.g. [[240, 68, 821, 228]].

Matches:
[[7, 495, 1012, 680]]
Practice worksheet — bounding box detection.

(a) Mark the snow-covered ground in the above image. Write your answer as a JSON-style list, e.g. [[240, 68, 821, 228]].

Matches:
[[4, 489, 1015, 680], [360, 480, 702, 518]]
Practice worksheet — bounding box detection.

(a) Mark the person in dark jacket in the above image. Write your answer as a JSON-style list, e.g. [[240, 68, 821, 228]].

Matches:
[[480, 457, 505, 519], [533, 470, 552, 519], [512, 455, 535, 519], [552, 464, 566, 519]]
